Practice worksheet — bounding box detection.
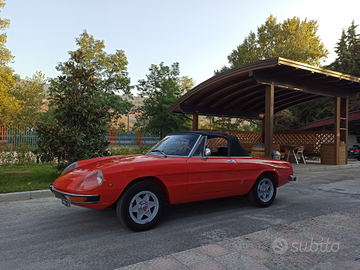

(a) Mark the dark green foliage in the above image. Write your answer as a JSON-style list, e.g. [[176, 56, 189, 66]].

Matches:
[[134, 62, 191, 137], [35, 32, 133, 171], [290, 21, 360, 129], [327, 21, 360, 77], [207, 117, 261, 131]]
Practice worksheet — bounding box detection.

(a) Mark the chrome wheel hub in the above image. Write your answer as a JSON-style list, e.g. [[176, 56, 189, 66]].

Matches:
[[257, 178, 274, 202], [129, 191, 159, 224]]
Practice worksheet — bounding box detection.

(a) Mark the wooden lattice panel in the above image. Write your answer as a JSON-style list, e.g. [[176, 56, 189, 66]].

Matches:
[[206, 137, 228, 152], [273, 131, 334, 155], [202, 129, 263, 143], [200, 129, 335, 156]]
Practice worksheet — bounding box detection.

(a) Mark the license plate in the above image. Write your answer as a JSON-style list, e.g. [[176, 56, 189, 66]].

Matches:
[[62, 199, 71, 207]]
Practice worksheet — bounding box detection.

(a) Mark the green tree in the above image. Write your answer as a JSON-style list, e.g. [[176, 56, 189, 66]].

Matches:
[[0, 0, 21, 125], [9, 71, 47, 127], [328, 21, 360, 77], [224, 15, 329, 70], [291, 21, 360, 128], [36, 32, 133, 170], [134, 62, 191, 137], [328, 21, 360, 113]]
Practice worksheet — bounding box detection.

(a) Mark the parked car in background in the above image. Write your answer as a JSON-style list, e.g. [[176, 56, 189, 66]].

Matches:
[[349, 144, 360, 161], [50, 131, 296, 231]]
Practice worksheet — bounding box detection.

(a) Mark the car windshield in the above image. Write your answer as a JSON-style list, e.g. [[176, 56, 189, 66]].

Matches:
[[147, 134, 199, 157]]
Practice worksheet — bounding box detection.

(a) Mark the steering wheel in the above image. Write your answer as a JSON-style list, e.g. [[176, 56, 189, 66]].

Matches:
[[181, 146, 191, 150]]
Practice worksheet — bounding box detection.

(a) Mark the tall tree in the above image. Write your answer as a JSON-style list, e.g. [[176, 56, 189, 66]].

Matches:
[[328, 21, 360, 77], [9, 72, 47, 127], [225, 15, 329, 69], [292, 20, 360, 127], [134, 62, 191, 137], [36, 31, 133, 170], [0, 0, 21, 125], [218, 15, 330, 130], [328, 21, 360, 113]]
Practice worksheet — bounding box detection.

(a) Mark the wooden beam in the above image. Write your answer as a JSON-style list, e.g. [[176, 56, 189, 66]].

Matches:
[[250, 70, 359, 99], [179, 104, 261, 119], [264, 85, 274, 158]]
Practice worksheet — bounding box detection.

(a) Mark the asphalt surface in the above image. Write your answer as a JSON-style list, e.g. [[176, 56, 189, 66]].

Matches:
[[1, 163, 360, 269]]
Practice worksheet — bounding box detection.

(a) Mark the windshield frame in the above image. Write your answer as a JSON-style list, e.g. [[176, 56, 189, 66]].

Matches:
[[146, 134, 202, 157]]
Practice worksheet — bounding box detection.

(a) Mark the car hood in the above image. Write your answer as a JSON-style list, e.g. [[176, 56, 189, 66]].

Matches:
[[71, 154, 166, 174], [53, 154, 168, 192]]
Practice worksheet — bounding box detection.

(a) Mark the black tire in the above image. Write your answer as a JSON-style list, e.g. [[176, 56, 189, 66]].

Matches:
[[248, 174, 276, 208], [116, 181, 165, 232]]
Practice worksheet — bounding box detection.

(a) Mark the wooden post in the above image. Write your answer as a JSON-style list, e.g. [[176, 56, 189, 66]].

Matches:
[[264, 85, 274, 158], [136, 132, 143, 146], [334, 97, 340, 165], [192, 111, 199, 131], [341, 98, 348, 164], [334, 97, 348, 165]]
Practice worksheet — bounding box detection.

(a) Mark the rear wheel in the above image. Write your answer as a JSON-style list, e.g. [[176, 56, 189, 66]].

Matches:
[[117, 182, 165, 232], [248, 174, 276, 207]]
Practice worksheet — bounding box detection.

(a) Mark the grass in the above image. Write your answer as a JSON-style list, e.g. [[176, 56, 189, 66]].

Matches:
[[0, 146, 154, 194], [0, 165, 59, 193]]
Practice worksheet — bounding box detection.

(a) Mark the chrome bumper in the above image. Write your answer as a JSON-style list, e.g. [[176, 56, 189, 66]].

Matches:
[[49, 184, 100, 204], [289, 175, 297, 181]]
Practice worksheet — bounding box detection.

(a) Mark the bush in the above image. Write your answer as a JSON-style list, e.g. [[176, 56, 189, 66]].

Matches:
[[0, 143, 37, 166]]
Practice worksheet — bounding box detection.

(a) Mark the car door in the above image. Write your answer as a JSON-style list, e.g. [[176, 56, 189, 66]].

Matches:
[[186, 136, 238, 195]]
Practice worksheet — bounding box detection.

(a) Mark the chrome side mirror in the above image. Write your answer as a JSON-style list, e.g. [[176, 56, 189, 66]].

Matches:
[[204, 148, 211, 157]]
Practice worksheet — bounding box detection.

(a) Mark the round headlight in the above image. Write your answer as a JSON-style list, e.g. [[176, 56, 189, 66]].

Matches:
[[76, 169, 104, 191]]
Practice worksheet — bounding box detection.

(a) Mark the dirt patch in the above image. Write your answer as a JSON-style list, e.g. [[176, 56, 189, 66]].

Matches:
[[3, 170, 31, 174]]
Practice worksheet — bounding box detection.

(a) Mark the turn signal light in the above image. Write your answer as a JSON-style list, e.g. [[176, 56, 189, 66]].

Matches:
[[68, 196, 87, 202]]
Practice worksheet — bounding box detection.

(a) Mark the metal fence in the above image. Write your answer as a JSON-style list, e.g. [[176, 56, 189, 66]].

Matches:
[[0, 126, 38, 147], [106, 131, 159, 146], [0, 126, 159, 147]]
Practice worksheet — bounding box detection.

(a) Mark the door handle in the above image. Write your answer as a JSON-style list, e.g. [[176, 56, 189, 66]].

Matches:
[[227, 160, 235, 163]]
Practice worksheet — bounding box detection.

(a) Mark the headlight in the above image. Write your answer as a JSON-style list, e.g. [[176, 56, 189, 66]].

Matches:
[[76, 169, 103, 191], [62, 162, 78, 175]]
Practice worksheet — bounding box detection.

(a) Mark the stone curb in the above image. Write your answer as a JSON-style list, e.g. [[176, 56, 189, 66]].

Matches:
[[0, 189, 52, 203], [1, 163, 359, 203]]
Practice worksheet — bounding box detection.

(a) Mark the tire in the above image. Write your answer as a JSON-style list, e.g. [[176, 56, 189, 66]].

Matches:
[[248, 174, 276, 208], [116, 181, 165, 232]]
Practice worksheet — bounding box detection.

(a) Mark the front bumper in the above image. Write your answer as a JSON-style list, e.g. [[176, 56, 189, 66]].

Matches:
[[289, 175, 297, 181], [49, 185, 100, 204]]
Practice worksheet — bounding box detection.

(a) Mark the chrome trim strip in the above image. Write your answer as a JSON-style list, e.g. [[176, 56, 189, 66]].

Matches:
[[50, 185, 99, 197]]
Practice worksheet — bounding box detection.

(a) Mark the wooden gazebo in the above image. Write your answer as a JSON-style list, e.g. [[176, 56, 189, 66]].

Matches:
[[167, 57, 360, 165]]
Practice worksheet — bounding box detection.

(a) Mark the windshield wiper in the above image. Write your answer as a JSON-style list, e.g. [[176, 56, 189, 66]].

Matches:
[[149, 149, 167, 156]]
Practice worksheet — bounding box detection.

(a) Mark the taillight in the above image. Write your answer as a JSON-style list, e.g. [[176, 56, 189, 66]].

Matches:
[[76, 170, 103, 191], [354, 149, 360, 153]]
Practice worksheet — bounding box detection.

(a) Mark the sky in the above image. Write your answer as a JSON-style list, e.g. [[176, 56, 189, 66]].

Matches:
[[2, 0, 360, 94]]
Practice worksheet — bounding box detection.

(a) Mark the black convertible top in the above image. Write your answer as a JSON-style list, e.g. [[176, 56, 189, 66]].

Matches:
[[170, 131, 250, 157]]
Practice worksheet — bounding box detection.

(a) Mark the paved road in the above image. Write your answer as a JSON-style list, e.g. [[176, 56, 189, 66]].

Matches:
[[1, 168, 360, 270]]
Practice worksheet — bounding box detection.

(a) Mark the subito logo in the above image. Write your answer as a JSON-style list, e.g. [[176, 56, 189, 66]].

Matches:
[[271, 238, 288, 255]]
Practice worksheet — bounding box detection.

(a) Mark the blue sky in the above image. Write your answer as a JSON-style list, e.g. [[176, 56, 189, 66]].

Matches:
[[2, 0, 360, 93]]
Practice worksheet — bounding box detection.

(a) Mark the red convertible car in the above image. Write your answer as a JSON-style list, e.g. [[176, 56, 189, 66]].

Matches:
[[50, 131, 296, 231]]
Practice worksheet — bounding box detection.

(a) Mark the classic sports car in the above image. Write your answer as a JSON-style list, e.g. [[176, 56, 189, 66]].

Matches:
[[50, 131, 296, 231]]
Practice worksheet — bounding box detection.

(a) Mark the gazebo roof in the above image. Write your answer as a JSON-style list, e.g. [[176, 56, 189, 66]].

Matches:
[[167, 57, 360, 119]]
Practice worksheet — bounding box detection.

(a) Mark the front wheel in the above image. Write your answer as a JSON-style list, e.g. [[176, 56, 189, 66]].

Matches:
[[248, 174, 276, 207], [117, 182, 165, 232]]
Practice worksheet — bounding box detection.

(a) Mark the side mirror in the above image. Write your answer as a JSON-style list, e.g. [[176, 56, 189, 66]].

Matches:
[[204, 148, 211, 157]]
